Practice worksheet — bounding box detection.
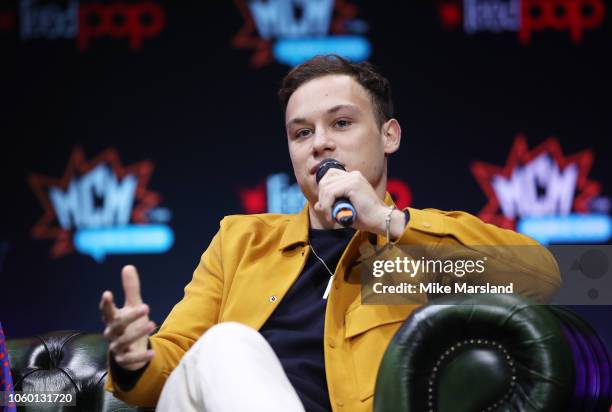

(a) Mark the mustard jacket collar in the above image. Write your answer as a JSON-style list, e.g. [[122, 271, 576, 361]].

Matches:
[[278, 193, 396, 251], [278, 203, 310, 251]]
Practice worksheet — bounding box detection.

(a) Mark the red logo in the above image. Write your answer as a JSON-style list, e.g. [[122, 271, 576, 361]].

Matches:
[[239, 182, 268, 214], [470, 134, 601, 229], [437, 0, 605, 44], [387, 178, 412, 210], [519, 0, 605, 44], [5, 1, 165, 51], [78, 2, 165, 50]]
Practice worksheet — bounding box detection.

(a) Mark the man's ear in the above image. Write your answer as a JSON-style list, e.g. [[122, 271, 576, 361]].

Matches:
[[382, 119, 401, 155]]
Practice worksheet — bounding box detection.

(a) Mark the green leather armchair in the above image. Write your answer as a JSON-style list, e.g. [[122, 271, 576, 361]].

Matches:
[[375, 294, 611, 412]]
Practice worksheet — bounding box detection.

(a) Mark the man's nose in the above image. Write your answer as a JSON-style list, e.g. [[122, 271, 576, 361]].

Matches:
[[312, 128, 336, 154]]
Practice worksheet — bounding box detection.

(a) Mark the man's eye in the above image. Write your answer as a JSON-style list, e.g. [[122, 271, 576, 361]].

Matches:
[[335, 119, 352, 128], [296, 129, 311, 138]]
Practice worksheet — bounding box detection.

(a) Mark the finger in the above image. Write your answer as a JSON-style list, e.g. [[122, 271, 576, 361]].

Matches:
[[110, 321, 157, 354], [317, 180, 332, 210], [104, 304, 149, 340], [100, 291, 118, 324], [105, 305, 149, 340], [115, 349, 155, 367], [318, 180, 345, 215], [316, 191, 335, 225], [122, 265, 143, 307], [320, 167, 345, 181], [111, 320, 156, 355]]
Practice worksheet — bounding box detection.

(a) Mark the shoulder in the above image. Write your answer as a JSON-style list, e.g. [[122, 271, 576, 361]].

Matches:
[[217, 213, 298, 241], [210, 212, 305, 253], [220, 213, 294, 229]]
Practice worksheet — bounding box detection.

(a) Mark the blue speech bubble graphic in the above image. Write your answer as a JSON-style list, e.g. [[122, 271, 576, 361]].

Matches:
[[74, 224, 174, 262], [518, 214, 612, 245], [273, 35, 371, 66]]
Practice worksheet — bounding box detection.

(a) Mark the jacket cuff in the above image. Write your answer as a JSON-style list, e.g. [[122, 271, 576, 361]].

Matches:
[[108, 340, 151, 391]]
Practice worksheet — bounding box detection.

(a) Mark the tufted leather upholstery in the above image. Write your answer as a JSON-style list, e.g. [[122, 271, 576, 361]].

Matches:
[[375, 294, 612, 412], [7, 330, 152, 412]]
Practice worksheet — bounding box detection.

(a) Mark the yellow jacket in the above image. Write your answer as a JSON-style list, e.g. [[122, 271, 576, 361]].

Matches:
[[105, 197, 560, 411]]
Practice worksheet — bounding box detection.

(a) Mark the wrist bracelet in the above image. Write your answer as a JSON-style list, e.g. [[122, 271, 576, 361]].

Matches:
[[385, 205, 397, 245]]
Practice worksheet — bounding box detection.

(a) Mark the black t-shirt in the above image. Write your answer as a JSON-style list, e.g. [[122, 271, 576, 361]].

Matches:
[[259, 227, 356, 412]]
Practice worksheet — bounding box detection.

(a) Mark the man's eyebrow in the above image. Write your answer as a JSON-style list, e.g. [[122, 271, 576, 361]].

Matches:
[[286, 117, 309, 128], [286, 105, 360, 128], [327, 104, 359, 115]]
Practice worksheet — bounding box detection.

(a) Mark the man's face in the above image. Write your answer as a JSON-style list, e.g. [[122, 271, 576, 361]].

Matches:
[[285, 74, 396, 205]]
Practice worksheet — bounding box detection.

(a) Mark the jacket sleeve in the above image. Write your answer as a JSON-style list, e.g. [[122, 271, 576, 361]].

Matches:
[[393, 208, 561, 303], [104, 227, 225, 407]]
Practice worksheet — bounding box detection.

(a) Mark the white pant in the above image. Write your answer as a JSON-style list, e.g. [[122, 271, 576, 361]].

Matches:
[[156, 322, 305, 412]]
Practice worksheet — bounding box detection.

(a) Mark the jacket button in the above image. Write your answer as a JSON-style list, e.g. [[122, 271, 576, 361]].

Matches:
[[422, 221, 432, 228], [269, 295, 277, 303], [336, 399, 344, 407], [327, 338, 335, 348]]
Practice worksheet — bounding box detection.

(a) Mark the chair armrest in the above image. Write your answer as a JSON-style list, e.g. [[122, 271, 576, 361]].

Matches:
[[7, 330, 153, 412], [374, 294, 608, 412]]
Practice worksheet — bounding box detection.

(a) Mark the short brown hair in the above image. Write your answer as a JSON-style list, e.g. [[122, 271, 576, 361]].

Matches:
[[278, 55, 394, 128]]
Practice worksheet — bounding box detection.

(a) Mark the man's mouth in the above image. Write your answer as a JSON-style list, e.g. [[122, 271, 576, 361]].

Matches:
[[309, 159, 345, 175]]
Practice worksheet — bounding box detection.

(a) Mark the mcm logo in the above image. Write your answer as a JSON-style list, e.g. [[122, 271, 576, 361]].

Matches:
[[233, 0, 370, 67], [471, 134, 601, 229], [249, 0, 334, 38], [29, 147, 173, 261]]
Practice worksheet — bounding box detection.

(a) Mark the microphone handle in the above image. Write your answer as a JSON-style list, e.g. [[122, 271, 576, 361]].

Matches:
[[332, 197, 357, 227]]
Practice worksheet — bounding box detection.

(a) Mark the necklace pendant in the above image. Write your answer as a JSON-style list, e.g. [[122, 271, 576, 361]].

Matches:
[[323, 275, 334, 299], [309, 244, 335, 300]]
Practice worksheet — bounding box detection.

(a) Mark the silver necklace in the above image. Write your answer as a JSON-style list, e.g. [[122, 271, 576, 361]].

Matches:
[[309, 244, 334, 299]]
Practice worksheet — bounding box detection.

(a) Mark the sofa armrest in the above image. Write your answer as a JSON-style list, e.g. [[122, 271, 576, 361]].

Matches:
[[374, 294, 611, 412], [7, 330, 153, 412]]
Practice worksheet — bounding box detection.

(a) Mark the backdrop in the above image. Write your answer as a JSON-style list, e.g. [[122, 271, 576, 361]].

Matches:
[[1, 1, 610, 345]]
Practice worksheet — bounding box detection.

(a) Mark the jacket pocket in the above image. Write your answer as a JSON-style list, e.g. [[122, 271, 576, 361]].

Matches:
[[345, 304, 416, 401]]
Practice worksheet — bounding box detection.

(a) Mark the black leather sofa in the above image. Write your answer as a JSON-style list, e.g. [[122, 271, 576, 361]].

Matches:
[[7, 294, 612, 411]]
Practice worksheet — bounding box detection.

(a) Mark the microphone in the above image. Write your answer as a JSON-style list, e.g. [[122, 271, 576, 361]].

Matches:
[[315, 159, 357, 227]]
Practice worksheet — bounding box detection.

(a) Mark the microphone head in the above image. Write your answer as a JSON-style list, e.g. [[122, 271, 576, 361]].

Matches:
[[315, 159, 346, 184]]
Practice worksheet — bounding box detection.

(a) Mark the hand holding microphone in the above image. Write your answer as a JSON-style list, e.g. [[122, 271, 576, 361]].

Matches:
[[315, 159, 357, 227], [314, 158, 406, 238]]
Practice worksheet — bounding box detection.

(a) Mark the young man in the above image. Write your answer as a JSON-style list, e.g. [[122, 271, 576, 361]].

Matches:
[[101, 55, 560, 411]]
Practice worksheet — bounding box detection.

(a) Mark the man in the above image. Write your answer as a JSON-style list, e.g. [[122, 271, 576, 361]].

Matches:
[[101, 55, 560, 411]]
